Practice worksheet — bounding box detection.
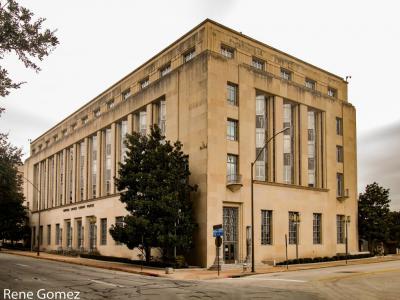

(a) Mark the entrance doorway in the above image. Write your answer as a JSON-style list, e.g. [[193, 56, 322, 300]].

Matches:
[[223, 207, 239, 263]]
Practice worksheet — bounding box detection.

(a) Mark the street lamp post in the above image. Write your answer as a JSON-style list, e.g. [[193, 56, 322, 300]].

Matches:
[[17, 171, 41, 256], [250, 127, 289, 273], [345, 216, 351, 264]]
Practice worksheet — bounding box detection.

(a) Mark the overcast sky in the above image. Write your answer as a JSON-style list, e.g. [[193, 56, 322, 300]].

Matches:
[[0, 0, 399, 208]]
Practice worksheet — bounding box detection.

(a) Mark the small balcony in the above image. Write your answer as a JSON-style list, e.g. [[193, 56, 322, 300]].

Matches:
[[226, 174, 243, 191]]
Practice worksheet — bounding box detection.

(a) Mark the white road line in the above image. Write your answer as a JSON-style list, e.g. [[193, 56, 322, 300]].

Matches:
[[90, 279, 124, 288], [15, 263, 29, 267], [242, 278, 307, 283]]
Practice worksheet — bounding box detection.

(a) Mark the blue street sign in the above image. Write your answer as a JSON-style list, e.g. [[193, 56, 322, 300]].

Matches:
[[213, 228, 224, 237]]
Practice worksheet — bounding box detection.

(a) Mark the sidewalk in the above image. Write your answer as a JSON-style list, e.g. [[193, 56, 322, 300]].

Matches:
[[2, 249, 400, 280]]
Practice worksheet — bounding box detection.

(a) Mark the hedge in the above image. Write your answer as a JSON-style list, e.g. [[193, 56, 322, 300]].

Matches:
[[276, 253, 373, 266]]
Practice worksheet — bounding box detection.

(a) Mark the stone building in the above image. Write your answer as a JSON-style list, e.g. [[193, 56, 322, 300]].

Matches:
[[23, 19, 358, 268]]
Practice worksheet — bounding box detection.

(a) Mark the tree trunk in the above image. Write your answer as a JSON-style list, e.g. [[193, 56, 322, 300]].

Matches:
[[145, 247, 151, 262]]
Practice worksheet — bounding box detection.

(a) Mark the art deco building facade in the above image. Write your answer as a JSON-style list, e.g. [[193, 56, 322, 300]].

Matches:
[[23, 19, 358, 268]]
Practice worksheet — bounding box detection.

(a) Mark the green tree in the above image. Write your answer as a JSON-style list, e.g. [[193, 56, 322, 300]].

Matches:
[[0, 0, 58, 98], [358, 182, 391, 252], [388, 211, 400, 248], [109, 125, 197, 263], [0, 132, 29, 244]]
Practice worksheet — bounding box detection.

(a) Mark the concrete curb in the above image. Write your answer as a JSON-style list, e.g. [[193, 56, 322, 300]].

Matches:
[[1, 250, 162, 278]]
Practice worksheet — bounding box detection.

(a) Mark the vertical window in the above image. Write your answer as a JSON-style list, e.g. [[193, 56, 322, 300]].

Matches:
[[227, 119, 238, 141], [104, 128, 112, 196], [160, 63, 171, 77], [226, 154, 239, 183], [227, 83, 238, 106], [68, 147, 73, 203], [183, 48, 195, 62], [66, 221, 72, 248], [139, 111, 147, 135], [59, 152, 64, 205], [255, 95, 267, 181], [91, 135, 97, 198], [288, 212, 299, 244], [221, 45, 234, 58], [79, 141, 85, 201], [77, 220, 83, 248], [328, 87, 337, 98], [337, 173, 344, 197], [100, 218, 107, 245], [252, 58, 265, 70], [337, 215, 345, 244], [308, 110, 317, 187], [313, 213, 322, 244], [158, 100, 166, 136], [39, 226, 43, 245], [55, 224, 60, 245], [261, 210, 273, 245], [283, 102, 295, 184], [336, 117, 343, 135], [122, 89, 131, 100], [119, 120, 128, 164], [47, 225, 51, 245], [336, 145, 343, 163], [33, 164, 39, 210], [281, 68, 292, 81], [305, 78, 316, 90]]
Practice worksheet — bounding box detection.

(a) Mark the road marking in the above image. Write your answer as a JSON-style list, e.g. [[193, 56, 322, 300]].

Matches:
[[316, 268, 400, 282], [16, 263, 29, 267], [242, 278, 307, 283], [90, 279, 124, 288]]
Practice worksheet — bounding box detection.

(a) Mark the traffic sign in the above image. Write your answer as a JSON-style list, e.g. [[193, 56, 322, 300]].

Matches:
[[213, 224, 223, 237]]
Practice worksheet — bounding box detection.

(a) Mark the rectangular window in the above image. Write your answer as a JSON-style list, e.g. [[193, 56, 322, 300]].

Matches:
[[160, 63, 171, 77], [119, 120, 128, 164], [227, 83, 238, 106], [261, 210, 273, 245], [79, 141, 85, 201], [337, 215, 345, 244], [252, 58, 265, 70], [227, 119, 238, 141], [336, 145, 343, 163], [104, 128, 112, 196], [221, 45, 234, 58], [288, 212, 299, 244], [100, 218, 107, 245], [336, 117, 343, 135], [308, 110, 317, 187], [47, 225, 51, 245], [328, 87, 337, 98], [313, 213, 322, 244], [183, 48, 195, 62], [93, 108, 101, 117], [305, 78, 316, 90], [283, 102, 295, 184], [122, 89, 131, 100], [227, 154, 239, 183], [158, 100, 166, 135], [77, 220, 83, 248], [281, 68, 292, 81], [139, 111, 147, 135], [81, 116, 88, 125], [255, 95, 268, 181], [140, 77, 149, 89], [39, 226, 43, 245], [107, 99, 115, 110], [337, 173, 344, 197], [91, 135, 97, 198], [55, 224, 60, 245], [66, 221, 72, 248], [67, 147, 73, 204], [58, 152, 63, 205]]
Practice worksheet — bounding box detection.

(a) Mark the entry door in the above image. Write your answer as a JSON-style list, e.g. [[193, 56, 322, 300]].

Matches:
[[223, 207, 239, 263], [89, 223, 97, 250]]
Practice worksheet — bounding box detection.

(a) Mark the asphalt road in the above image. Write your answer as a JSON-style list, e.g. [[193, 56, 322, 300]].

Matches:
[[1, 253, 399, 300]]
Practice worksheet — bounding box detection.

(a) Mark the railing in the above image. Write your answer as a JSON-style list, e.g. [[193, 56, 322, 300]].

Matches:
[[226, 174, 242, 185]]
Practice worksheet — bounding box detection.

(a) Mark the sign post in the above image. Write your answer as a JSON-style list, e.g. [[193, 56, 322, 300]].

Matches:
[[213, 224, 224, 276]]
